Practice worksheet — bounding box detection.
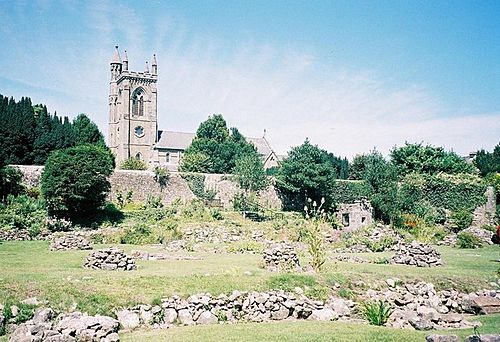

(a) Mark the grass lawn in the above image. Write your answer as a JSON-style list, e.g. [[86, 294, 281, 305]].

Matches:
[[121, 315, 500, 342], [0, 240, 498, 316]]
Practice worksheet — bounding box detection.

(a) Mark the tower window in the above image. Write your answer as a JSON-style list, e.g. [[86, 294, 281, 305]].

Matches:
[[132, 88, 145, 117]]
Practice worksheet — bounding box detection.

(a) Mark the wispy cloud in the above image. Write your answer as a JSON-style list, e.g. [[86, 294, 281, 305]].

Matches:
[[0, 1, 498, 159]]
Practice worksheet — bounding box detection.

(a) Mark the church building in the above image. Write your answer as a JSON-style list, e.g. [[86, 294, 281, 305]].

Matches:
[[108, 46, 279, 171]]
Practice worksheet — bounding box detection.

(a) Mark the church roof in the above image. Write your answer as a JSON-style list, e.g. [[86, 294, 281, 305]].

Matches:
[[156, 130, 275, 157]]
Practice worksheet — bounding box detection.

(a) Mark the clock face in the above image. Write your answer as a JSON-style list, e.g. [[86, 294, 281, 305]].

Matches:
[[134, 126, 144, 137]]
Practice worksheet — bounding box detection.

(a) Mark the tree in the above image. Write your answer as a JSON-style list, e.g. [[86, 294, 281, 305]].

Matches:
[[234, 154, 268, 193], [327, 153, 349, 179], [390, 142, 475, 177], [181, 114, 259, 174], [356, 150, 398, 223], [275, 140, 336, 211], [73, 113, 105, 146], [475, 142, 500, 177], [41, 145, 115, 219]]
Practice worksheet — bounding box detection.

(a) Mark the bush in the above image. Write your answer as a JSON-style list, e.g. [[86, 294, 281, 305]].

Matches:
[[0, 195, 47, 236], [181, 173, 217, 200], [361, 300, 393, 326], [154, 166, 170, 189], [41, 145, 114, 219], [451, 209, 473, 232], [46, 216, 72, 232], [457, 232, 482, 249], [1, 300, 36, 335], [120, 157, 147, 170], [120, 224, 153, 245], [0, 166, 24, 202]]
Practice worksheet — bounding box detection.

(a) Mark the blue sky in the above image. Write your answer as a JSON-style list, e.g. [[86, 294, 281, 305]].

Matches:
[[0, 0, 499, 157]]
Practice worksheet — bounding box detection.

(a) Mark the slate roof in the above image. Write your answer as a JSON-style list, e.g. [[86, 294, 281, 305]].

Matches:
[[156, 130, 274, 157]]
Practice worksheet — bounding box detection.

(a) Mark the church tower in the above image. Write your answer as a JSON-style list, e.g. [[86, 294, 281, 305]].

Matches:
[[108, 45, 158, 167]]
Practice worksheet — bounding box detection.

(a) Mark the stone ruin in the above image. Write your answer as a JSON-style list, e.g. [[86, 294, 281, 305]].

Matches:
[[84, 248, 137, 271], [336, 199, 373, 232], [390, 241, 442, 267], [0, 229, 31, 241], [262, 243, 301, 272], [8, 308, 119, 342], [50, 233, 92, 251]]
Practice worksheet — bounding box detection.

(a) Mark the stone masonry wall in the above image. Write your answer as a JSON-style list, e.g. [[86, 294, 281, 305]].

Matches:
[[13, 166, 281, 209]]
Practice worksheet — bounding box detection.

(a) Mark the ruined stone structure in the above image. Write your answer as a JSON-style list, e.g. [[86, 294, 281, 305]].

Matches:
[[336, 199, 373, 231], [107, 46, 280, 170]]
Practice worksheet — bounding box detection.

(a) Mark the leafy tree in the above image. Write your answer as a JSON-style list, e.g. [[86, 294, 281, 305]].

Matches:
[[349, 154, 370, 180], [358, 150, 398, 223], [328, 153, 349, 179], [275, 139, 336, 211], [41, 145, 115, 219], [475, 142, 500, 177], [73, 113, 105, 146], [0, 166, 24, 202], [390, 142, 475, 177], [234, 153, 269, 193], [181, 114, 259, 174]]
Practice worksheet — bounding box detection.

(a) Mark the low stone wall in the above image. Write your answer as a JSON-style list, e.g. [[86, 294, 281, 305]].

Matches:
[[262, 243, 301, 272], [84, 248, 137, 271], [0, 229, 31, 241], [50, 233, 92, 251], [390, 241, 442, 267], [9, 308, 119, 342]]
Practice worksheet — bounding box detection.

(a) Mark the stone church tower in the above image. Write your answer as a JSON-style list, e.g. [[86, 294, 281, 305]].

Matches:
[[108, 46, 158, 167]]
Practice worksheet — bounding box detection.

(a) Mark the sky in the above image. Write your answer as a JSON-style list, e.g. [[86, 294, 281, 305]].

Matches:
[[0, 0, 499, 159]]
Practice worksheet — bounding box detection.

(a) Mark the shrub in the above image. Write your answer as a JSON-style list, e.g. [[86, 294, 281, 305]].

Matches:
[[0, 166, 24, 202], [154, 166, 170, 189], [0, 195, 47, 236], [116, 190, 133, 209], [1, 300, 36, 335], [304, 198, 327, 272], [181, 173, 217, 200], [120, 157, 147, 170], [41, 145, 114, 219], [451, 209, 473, 232], [361, 300, 393, 326], [144, 194, 164, 209], [46, 216, 72, 232], [120, 224, 153, 245], [457, 232, 482, 249]]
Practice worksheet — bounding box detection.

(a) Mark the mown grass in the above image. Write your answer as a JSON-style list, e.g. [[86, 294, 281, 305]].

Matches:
[[1, 239, 498, 318], [121, 315, 500, 342]]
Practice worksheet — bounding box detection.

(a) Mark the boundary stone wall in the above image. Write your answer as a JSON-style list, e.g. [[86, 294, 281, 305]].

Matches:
[[13, 165, 282, 209]]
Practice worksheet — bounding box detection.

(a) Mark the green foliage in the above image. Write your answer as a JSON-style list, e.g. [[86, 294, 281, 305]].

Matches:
[[120, 157, 147, 170], [328, 153, 350, 179], [0, 195, 47, 236], [181, 114, 258, 174], [330, 180, 371, 206], [360, 150, 399, 223], [394, 213, 448, 243], [451, 209, 473, 231], [275, 140, 337, 211], [0, 300, 36, 335], [0, 95, 104, 165], [179, 152, 212, 173], [390, 142, 475, 177], [304, 198, 327, 272], [457, 231, 483, 249], [144, 194, 164, 209], [181, 173, 216, 200], [234, 153, 268, 192], [41, 144, 115, 219], [227, 241, 263, 253], [399, 173, 487, 213], [0, 166, 24, 202], [361, 300, 393, 326], [72, 113, 105, 146], [116, 190, 133, 209], [120, 224, 153, 244], [154, 166, 170, 189], [232, 192, 260, 212], [475, 143, 500, 177]]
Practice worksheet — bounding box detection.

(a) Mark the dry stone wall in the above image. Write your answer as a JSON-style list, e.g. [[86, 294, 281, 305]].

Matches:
[[13, 166, 281, 209]]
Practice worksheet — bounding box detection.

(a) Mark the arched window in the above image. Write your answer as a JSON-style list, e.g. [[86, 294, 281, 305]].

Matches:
[[135, 152, 142, 160], [132, 88, 145, 116]]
